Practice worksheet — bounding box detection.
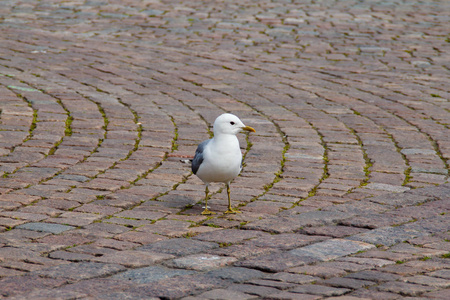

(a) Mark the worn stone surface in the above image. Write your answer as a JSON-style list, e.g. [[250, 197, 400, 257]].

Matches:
[[34, 262, 126, 281], [197, 288, 257, 300], [402, 275, 450, 288], [112, 265, 197, 284], [228, 283, 281, 297], [193, 229, 269, 244], [138, 238, 219, 256], [428, 269, 450, 280], [129, 274, 228, 299], [235, 252, 318, 273], [56, 278, 139, 298], [166, 254, 237, 271], [0, 0, 449, 298], [0, 275, 67, 298], [347, 226, 430, 246], [91, 250, 174, 267], [16, 222, 75, 234], [264, 291, 322, 300], [318, 277, 376, 289], [264, 272, 319, 284], [288, 265, 348, 279], [206, 267, 267, 283], [345, 270, 402, 283], [290, 284, 351, 296], [375, 281, 437, 296], [289, 239, 375, 261]]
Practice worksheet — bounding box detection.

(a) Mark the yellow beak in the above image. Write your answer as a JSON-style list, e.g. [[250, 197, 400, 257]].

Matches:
[[241, 126, 256, 133]]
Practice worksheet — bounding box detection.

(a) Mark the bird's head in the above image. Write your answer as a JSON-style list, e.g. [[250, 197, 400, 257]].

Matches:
[[213, 113, 256, 136]]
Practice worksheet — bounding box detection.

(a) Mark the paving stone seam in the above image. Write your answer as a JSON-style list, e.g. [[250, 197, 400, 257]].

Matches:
[[299, 73, 448, 183], [313, 73, 449, 175], [0, 72, 107, 187], [0, 84, 39, 157]]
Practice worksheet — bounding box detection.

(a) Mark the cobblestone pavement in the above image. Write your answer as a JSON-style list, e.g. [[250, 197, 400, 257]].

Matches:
[[0, 0, 449, 299]]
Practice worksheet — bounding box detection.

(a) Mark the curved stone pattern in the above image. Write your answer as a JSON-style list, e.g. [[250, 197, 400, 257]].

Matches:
[[0, 1, 449, 299]]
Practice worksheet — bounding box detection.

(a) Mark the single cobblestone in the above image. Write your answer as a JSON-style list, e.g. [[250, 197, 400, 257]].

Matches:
[[206, 267, 267, 283], [112, 265, 197, 284], [15, 222, 75, 234], [167, 254, 238, 272], [289, 239, 375, 261], [34, 262, 126, 281], [290, 284, 351, 296], [347, 225, 430, 246], [196, 288, 257, 300], [138, 238, 219, 256]]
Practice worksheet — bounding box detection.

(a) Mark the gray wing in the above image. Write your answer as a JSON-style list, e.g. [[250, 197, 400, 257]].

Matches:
[[192, 139, 211, 175]]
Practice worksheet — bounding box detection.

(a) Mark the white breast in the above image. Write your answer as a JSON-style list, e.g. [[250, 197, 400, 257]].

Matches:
[[196, 135, 242, 184]]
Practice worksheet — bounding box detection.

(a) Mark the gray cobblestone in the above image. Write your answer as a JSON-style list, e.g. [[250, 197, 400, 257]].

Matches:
[[290, 239, 375, 261], [34, 262, 126, 281], [347, 226, 429, 246], [428, 269, 450, 280], [166, 254, 237, 271], [290, 284, 351, 296], [138, 238, 219, 256], [196, 288, 257, 300], [15, 222, 75, 234], [206, 267, 266, 283], [375, 281, 437, 296], [112, 265, 197, 284], [345, 270, 403, 283]]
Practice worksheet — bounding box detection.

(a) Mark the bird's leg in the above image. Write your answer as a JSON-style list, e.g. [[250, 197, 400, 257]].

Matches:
[[224, 182, 241, 214], [201, 184, 216, 215]]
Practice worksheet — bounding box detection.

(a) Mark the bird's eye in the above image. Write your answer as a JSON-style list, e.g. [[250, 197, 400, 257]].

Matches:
[[230, 121, 235, 125]]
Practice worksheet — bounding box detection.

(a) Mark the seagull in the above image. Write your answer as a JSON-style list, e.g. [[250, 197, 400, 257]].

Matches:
[[192, 113, 255, 215]]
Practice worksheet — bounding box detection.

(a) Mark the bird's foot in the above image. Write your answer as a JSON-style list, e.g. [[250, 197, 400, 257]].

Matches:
[[201, 208, 216, 215], [224, 208, 242, 214]]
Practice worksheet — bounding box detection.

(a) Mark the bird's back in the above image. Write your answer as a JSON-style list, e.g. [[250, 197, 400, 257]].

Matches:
[[192, 139, 210, 175]]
